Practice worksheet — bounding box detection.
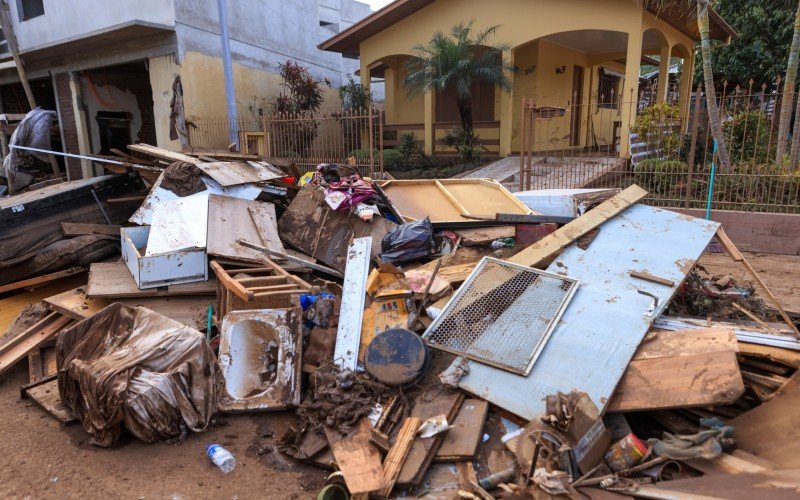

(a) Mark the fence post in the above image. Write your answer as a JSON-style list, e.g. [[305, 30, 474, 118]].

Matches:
[[685, 85, 702, 209], [519, 97, 526, 191], [379, 109, 384, 176], [263, 112, 271, 159], [368, 107, 375, 178]]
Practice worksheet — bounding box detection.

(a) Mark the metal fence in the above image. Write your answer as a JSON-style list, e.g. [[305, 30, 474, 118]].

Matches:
[[187, 109, 383, 177], [519, 82, 800, 214]]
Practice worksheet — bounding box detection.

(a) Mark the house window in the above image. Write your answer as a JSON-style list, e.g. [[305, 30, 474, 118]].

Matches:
[[17, 0, 45, 21], [436, 79, 496, 123], [598, 68, 620, 109], [0, 30, 8, 55]]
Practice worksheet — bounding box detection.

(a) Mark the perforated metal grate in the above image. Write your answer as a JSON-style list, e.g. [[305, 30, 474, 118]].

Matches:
[[423, 257, 578, 375]]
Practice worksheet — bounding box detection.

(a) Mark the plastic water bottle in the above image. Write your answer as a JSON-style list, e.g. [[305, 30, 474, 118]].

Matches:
[[207, 444, 236, 473]]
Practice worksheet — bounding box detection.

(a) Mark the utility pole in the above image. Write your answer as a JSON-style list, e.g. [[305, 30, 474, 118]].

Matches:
[[217, 0, 239, 149]]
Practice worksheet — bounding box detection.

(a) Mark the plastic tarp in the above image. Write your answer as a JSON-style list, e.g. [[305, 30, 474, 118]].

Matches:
[[57, 303, 222, 447], [1, 108, 56, 192]]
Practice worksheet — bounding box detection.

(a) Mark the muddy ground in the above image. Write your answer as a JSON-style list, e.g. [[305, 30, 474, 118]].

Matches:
[[0, 365, 325, 499]]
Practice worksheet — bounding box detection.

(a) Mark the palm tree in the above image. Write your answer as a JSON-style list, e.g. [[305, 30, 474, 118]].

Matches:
[[777, 0, 800, 162], [696, 0, 732, 172], [404, 22, 514, 142]]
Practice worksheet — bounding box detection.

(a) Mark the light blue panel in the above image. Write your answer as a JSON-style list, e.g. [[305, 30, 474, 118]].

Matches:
[[455, 205, 720, 420]]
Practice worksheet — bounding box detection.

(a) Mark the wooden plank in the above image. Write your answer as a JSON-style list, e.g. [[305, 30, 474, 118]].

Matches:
[[127, 143, 200, 164], [507, 184, 648, 267], [325, 419, 385, 494], [0, 313, 71, 376], [334, 237, 372, 371], [238, 240, 342, 278], [195, 161, 283, 186], [730, 383, 800, 467], [60, 222, 122, 237], [44, 287, 109, 320], [0, 267, 87, 294], [684, 452, 769, 476], [607, 328, 743, 412], [435, 399, 489, 461], [396, 390, 465, 487], [630, 270, 675, 287], [86, 261, 216, 298], [454, 226, 515, 246], [247, 203, 285, 254], [23, 377, 76, 424], [377, 417, 422, 497]]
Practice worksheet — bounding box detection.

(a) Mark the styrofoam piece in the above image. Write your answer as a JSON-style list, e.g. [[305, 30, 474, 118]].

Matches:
[[129, 172, 261, 225], [145, 195, 209, 256], [451, 205, 720, 420], [218, 308, 303, 411], [121, 226, 207, 289], [334, 237, 372, 371]]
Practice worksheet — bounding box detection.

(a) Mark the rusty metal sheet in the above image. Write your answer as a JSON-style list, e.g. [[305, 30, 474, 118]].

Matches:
[[451, 205, 720, 420], [218, 308, 303, 412], [278, 184, 395, 272]]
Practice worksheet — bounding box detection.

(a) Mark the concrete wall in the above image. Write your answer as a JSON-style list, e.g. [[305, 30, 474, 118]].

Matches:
[[672, 209, 800, 255], [8, 0, 175, 52]]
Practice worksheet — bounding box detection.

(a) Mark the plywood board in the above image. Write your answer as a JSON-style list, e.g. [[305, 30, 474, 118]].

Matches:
[[731, 386, 800, 467], [248, 202, 284, 254], [128, 143, 200, 163], [195, 161, 283, 186], [608, 328, 744, 412], [60, 222, 121, 237], [45, 287, 210, 330], [380, 179, 531, 223], [435, 399, 489, 461], [325, 419, 385, 494], [455, 205, 720, 420], [207, 194, 284, 263], [87, 261, 216, 298], [397, 389, 465, 487]]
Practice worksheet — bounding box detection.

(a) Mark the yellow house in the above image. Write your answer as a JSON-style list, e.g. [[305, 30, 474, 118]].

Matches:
[[320, 0, 734, 159]]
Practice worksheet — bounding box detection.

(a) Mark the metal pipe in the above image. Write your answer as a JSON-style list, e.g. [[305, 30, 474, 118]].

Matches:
[[217, 0, 239, 149]]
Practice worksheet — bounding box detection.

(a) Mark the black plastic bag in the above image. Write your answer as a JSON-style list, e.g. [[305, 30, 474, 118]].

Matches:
[[380, 217, 434, 264]]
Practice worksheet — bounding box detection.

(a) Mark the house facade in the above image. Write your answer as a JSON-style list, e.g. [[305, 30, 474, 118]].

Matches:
[[320, 0, 735, 158], [0, 0, 371, 180]]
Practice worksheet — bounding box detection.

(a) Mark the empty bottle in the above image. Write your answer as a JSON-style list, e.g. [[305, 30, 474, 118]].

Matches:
[[207, 444, 236, 473]]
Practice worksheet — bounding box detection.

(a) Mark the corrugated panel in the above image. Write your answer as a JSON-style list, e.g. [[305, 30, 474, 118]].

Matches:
[[452, 205, 720, 420]]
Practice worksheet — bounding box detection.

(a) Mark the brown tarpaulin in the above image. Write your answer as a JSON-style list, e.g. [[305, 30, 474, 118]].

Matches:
[[57, 303, 222, 447]]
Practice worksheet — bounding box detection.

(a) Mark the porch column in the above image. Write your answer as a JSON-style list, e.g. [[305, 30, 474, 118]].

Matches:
[[424, 89, 433, 155], [619, 30, 643, 158], [359, 59, 371, 92], [657, 45, 672, 103], [499, 48, 515, 156], [678, 50, 695, 133]]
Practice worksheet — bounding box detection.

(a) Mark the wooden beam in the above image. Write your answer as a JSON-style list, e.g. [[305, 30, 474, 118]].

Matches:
[[0, 312, 71, 377], [0, 267, 87, 294], [377, 417, 421, 497], [127, 143, 200, 164], [60, 222, 121, 237], [507, 185, 648, 267]]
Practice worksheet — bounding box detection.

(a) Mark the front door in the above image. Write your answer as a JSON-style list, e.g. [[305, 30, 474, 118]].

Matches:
[[570, 65, 584, 147]]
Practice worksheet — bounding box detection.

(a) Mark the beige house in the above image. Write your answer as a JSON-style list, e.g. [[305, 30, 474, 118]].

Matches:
[[321, 0, 735, 158]]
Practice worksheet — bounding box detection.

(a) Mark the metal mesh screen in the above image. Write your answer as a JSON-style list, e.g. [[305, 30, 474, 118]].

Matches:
[[423, 257, 578, 375]]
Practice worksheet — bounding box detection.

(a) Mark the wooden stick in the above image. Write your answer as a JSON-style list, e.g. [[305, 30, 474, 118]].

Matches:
[[238, 239, 344, 278], [377, 417, 422, 498], [731, 302, 780, 334], [0, 267, 86, 294], [630, 270, 675, 287], [716, 228, 799, 336]]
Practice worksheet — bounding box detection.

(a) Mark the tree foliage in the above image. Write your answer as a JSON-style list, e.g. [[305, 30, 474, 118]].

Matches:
[[696, 0, 796, 86]]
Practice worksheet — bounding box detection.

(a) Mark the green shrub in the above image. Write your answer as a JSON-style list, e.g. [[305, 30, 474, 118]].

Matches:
[[632, 103, 682, 159], [722, 110, 770, 165], [381, 149, 404, 170], [441, 126, 486, 165], [634, 159, 688, 196]]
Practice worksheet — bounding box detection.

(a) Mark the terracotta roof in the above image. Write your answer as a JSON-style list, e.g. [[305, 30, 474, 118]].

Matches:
[[320, 0, 736, 56]]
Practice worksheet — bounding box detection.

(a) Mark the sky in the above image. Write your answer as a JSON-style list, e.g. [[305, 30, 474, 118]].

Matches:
[[365, 0, 394, 11]]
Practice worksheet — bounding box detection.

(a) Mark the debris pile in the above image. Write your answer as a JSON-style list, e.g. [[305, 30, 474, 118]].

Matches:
[[1, 142, 800, 498]]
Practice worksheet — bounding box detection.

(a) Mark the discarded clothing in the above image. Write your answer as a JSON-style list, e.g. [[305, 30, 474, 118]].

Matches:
[[57, 303, 222, 447], [647, 419, 734, 461], [159, 161, 206, 197], [1, 108, 55, 192]]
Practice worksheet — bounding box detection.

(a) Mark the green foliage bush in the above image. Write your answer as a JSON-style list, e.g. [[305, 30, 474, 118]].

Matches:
[[634, 159, 689, 196], [722, 110, 770, 165], [441, 126, 486, 165], [631, 103, 682, 159]]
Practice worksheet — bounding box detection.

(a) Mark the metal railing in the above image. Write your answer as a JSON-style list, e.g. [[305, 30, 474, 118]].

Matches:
[[518, 82, 800, 214]]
